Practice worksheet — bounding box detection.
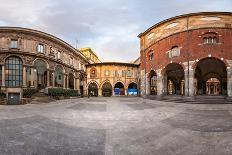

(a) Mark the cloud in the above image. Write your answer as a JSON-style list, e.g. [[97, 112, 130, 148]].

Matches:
[[0, 0, 231, 62]]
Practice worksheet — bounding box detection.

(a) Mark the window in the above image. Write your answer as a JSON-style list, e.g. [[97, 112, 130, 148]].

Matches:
[[37, 44, 44, 53], [122, 70, 126, 77], [70, 57, 73, 65], [81, 64, 84, 70], [57, 51, 61, 59], [104, 70, 110, 76], [10, 39, 18, 48], [149, 52, 154, 61], [90, 68, 97, 77], [203, 32, 218, 44], [114, 70, 118, 77], [168, 46, 180, 58], [5, 56, 23, 87], [127, 70, 133, 77]]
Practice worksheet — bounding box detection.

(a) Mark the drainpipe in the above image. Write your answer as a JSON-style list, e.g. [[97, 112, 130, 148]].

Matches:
[[186, 15, 190, 96]]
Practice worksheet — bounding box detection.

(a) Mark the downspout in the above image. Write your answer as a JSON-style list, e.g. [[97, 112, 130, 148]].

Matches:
[[186, 16, 190, 96]]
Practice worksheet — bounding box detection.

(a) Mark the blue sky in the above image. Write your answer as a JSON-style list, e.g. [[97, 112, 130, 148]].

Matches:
[[0, 0, 231, 62]]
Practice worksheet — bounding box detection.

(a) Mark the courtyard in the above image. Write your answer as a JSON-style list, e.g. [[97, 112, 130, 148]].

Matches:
[[0, 97, 232, 155]]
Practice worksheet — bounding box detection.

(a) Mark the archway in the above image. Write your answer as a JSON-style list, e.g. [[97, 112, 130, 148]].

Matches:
[[127, 82, 138, 96], [88, 82, 98, 97], [69, 73, 74, 89], [164, 63, 184, 95], [102, 82, 112, 97], [55, 66, 63, 87], [34, 59, 47, 89], [195, 57, 227, 95], [149, 70, 157, 95], [114, 82, 125, 95]]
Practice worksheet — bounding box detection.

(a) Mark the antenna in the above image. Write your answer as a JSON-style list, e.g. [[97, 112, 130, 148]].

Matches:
[[75, 39, 79, 49]]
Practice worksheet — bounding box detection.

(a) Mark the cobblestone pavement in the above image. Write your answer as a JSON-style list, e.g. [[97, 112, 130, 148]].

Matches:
[[1, 97, 232, 155]]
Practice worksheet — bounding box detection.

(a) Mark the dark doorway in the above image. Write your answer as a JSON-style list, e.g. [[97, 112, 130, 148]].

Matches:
[[114, 82, 125, 95], [195, 57, 227, 95], [88, 82, 98, 97], [102, 82, 112, 97]]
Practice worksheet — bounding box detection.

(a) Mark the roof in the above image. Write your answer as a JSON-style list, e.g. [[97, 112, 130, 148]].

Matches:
[[86, 62, 139, 67], [0, 26, 89, 63], [138, 12, 232, 38]]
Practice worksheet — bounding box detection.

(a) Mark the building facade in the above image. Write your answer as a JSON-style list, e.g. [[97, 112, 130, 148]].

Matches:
[[86, 62, 139, 97], [138, 12, 232, 98], [0, 27, 89, 104], [80, 48, 101, 64]]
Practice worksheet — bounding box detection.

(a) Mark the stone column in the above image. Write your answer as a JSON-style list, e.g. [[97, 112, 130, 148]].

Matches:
[[22, 66, 26, 87], [140, 70, 146, 97], [63, 75, 66, 89], [227, 67, 232, 97], [145, 72, 149, 96], [125, 89, 127, 96], [74, 77, 76, 90], [184, 61, 195, 96], [47, 70, 50, 87], [83, 78, 87, 96], [76, 78, 80, 93], [52, 72, 55, 88], [30, 67, 34, 87], [157, 69, 163, 96], [66, 75, 69, 89], [98, 88, 102, 97], [2, 65, 5, 87]]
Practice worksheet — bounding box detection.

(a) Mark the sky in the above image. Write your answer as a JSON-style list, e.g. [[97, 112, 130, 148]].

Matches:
[[0, 0, 231, 62]]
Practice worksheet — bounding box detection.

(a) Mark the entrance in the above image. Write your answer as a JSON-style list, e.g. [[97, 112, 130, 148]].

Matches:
[[195, 57, 227, 95], [88, 82, 98, 97], [206, 78, 221, 95], [127, 82, 138, 96], [164, 63, 184, 95], [102, 82, 112, 97], [114, 82, 125, 95], [34, 59, 47, 89], [8, 93, 20, 105]]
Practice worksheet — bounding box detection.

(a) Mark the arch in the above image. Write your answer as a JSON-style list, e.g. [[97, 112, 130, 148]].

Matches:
[[192, 57, 229, 70], [56, 64, 65, 73], [127, 82, 138, 96], [88, 82, 98, 97], [113, 80, 125, 88], [164, 63, 185, 95], [4, 55, 25, 66], [5, 56, 23, 87], [114, 81, 125, 95], [102, 82, 112, 97], [194, 57, 227, 95], [55, 65, 63, 87], [33, 58, 49, 69], [34, 59, 48, 89], [87, 80, 99, 89]]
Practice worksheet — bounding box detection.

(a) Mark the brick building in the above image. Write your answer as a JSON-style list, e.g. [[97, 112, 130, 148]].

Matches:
[[138, 12, 232, 98]]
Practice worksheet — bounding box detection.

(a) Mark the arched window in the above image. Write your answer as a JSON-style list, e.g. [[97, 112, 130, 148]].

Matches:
[[149, 52, 154, 61], [5, 56, 23, 87], [168, 46, 180, 58], [90, 68, 97, 77], [203, 32, 218, 44]]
